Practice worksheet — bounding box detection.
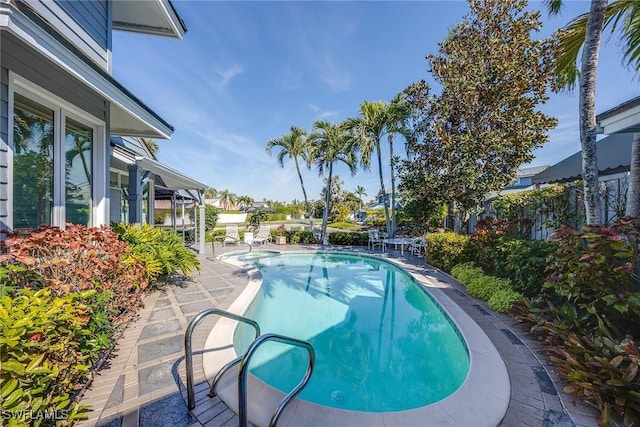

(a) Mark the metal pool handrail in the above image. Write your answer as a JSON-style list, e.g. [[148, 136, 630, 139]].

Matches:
[[184, 308, 261, 410], [238, 333, 315, 427]]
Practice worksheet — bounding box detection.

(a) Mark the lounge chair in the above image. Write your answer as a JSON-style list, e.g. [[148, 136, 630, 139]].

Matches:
[[222, 225, 240, 246], [252, 225, 272, 245], [367, 229, 384, 251]]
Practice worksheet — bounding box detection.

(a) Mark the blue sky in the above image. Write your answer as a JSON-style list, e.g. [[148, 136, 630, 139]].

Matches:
[[112, 1, 639, 204]]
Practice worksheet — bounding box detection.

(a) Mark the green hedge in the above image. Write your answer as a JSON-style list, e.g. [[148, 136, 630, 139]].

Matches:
[[328, 231, 368, 246], [425, 232, 470, 271]]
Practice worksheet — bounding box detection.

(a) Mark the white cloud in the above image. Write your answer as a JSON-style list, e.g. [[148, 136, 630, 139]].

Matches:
[[214, 63, 244, 90]]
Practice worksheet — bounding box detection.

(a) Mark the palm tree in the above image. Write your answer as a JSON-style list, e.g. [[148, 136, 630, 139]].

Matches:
[[345, 95, 410, 237], [548, 0, 608, 225], [218, 189, 236, 211], [550, 0, 640, 217], [204, 187, 218, 199], [345, 101, 391, 235], [236, 195, 254, 211], [141, 138, 159, 159], [309, 121, 357, 242], [355, 185, 367, 211], [266, 126, 316, 231], [385, 93, 412, 237]]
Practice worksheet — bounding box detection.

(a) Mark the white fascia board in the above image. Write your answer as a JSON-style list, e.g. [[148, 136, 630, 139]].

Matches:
[[112, 0, 185, 40], [1, 5, 174, 139], [597, 104, 640, 135]]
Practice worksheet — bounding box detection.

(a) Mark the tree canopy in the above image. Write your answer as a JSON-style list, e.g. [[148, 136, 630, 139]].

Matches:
[[399, 0, 559, 228]]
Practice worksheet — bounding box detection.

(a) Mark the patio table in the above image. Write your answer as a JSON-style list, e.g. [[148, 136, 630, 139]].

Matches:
[[383, 238, 414, 255]]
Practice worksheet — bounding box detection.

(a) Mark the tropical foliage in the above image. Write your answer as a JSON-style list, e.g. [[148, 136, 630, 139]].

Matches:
[[112, 223, 200, 280]]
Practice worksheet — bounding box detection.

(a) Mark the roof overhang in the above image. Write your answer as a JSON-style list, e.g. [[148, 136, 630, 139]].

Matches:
[[596, 96, 640, 134], [1, 3, 174, 139], [135, 156, 206, 192], [112, 0, 187, 39]]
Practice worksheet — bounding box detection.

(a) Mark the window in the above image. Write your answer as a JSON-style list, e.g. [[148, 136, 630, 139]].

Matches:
[[11, 76, 104, 230], [13, 94, 55, 229], [65, 118, 93, 226]]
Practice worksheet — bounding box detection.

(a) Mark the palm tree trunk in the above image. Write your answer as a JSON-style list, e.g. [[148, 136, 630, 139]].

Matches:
[[627, 133, 640, 217], [376, 141, 391, 236], [295, 159, 315, 232], [580, 0, 606, 226], [389, 133, 397, 238], [321, 164, 333, 243]]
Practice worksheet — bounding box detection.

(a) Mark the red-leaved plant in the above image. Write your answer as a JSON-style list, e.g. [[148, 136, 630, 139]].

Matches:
[[1, 224, 148, 326]]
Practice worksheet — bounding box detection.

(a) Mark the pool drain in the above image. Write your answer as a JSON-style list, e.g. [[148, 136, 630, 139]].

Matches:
[[331, 390, 345, 403]]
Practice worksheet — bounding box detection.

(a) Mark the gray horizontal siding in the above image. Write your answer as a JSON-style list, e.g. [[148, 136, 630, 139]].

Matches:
[[0, 67, 9, 230], [56, 0, 109, 50], [2, 33, 107, 121]]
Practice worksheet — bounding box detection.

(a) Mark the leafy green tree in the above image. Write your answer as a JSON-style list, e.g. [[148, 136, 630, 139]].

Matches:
[[548, 0, 640, 218], [400, 0, 558, 230], [266, 126, 315, 230], [309, 121, 357, 241]]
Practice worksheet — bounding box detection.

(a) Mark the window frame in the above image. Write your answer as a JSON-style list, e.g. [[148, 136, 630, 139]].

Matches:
[[8, 72, 107, 230]]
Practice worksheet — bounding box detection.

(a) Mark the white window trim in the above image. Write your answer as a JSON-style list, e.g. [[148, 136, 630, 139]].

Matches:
[[9, 72, 107, 229]]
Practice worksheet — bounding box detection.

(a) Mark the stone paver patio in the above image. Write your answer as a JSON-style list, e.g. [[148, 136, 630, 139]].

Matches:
[[76, 242, 600, 427]]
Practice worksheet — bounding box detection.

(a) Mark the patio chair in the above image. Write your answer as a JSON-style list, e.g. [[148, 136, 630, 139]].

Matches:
[[222, 225, 240, 246], [367, 229, 384, 251], [252, 225, 272, 245], [410, 234, 427, 257]]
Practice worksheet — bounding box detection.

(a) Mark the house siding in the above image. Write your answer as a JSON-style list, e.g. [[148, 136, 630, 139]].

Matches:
[[2, 33, 107, 121], [55, 0, 109, 50], [0, 68, 8, 231], [23, 0, 110, 68]]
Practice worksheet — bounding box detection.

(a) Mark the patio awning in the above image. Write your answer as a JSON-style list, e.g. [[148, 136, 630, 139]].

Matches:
[[532, 133, 633, 184], [135, 156, 206, 196]]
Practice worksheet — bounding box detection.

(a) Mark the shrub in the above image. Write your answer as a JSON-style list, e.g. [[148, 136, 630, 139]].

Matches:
[[193, 205, 219, 232], [527, 218, 640, 424], [467, 275, 511, 301], [112, 223, 200, 280], [450, 262, 483, 285], [425, 232, 470, 272], [488, 288, 524, 313], [495, 238, 556, 296], [0, 286, 106, 426], [328, 231, 368, 246], [287, 230, 317, 244], [0, 224, 147, 326]]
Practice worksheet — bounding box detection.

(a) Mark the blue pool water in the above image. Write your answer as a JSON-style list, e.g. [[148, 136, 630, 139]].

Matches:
[[232, 252, 469, 412]]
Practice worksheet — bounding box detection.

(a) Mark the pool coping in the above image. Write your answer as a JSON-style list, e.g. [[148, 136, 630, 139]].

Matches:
[[202, 250, 510, 427]]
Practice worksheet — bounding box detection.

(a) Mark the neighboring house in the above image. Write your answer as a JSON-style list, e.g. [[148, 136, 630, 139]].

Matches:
[[1, 0, 207, 252], [469, 166, 549, 233], [365, 191, 401, 211], [532, 133, 634, 226]]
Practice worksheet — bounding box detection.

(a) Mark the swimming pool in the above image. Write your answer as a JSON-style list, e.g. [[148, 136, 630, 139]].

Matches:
[[203, 250, 510, 426], [233, 252, 469, 411]]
